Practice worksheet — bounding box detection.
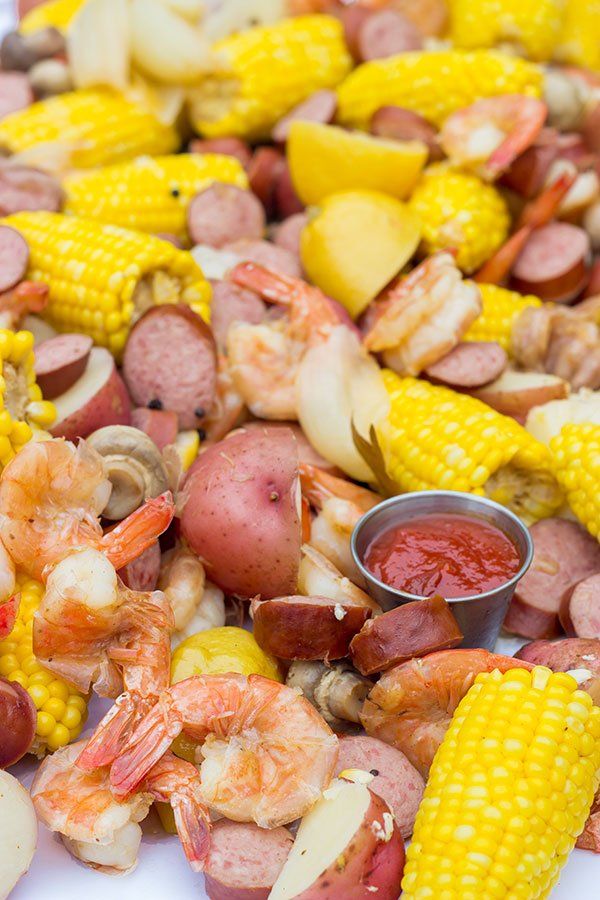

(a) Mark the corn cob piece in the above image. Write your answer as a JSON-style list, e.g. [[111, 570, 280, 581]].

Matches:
[[464, 284, 543, 351], [0, 89, 179, 171], [336, 50, 543, 131], [19, 0, 86, 34], [378, 371, 562, 523], [403, 665, 600, 899], [408, 167, 510, 273], [550, 423, 600, 537], [449, 0, 565, 62], [64, 154, 248, 239], [189, 16, 352, 141], [0, 575, 87, 755], [557, 0, 600, 71], [5, 212, 211, 358]]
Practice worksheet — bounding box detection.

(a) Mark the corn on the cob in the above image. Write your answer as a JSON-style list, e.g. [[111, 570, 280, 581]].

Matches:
[[336, 50, 543, 131], [0, 89, 179, 171], [556, 0, 600, 71], [64, 153, 248, 240], [5, 212, 211, 358], [0, 575, 87, 756], [550, 423, 600, 537], [189, 16, 352, 141], [378, 371, 562, 523], [408, 168, 510, 273], [449, 0, 565, 62], [403, 665, 600, 899], [464, 284, 543, 351], [19, 0, 86, 34]]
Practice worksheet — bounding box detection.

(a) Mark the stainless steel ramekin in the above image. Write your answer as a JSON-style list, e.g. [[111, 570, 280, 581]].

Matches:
[[351, 491, 533, 650]]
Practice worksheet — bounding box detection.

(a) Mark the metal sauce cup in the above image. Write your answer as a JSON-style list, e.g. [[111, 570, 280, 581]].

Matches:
[[351, 491, 534, 651]]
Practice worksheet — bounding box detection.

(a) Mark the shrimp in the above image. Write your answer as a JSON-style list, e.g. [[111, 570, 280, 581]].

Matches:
[[298, 544, 381, 614], [0, 438, 174, 580], [159, 544, 226, 642], [107, 673, 339, 829], [226, 262, 342, 420], [31, 741, 209, 874], [361, 649, 532, 777], [0, 281, 49, 330], [439, 95, 548, 180], [0, 540, 16, 639], [202, 354, 247, 444], [363, 252, 482, 376]]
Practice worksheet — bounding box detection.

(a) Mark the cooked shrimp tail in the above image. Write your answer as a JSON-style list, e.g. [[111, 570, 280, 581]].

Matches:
[[230, 261, 303, 306], [110, 694, 177, 796], [299, 462, 381, 514], [101, 491, 175, 570], [77, 692, 149, 772], [517, 167, 577, 229]]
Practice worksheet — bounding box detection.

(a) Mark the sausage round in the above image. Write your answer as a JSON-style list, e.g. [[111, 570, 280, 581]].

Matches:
[[0, 72, 32, 120], [223, 239, 302, 279], [274, 163, 304, 219], [118, 540, 162, 593], [247, 147, 286, 217], [122, 305, 217, 429], [130, 407, 178, 451], [357, 9, 423, 61], [370, 106, 441, 159], [272, 90, 337, 144], [330, 5, 373, 60], [0, 225, 29, 292], [515, 637, 600, 677], [500, 132, 560, 199], [503, 518, 600, 639], [511, 222, 592, 303], [562, 574, 600, 638], [424, 341, 507, 389], [187, 184, 265, 249], [189, 137, 252, 169], [34, 333, 92, 399], [349, 596, 463, 676], [0, 165, 62, 216], [336, 735, 425, 839], [204, 820, 293, 900], [252, 595, 371, 661], [210, 280, 267, 354], [272, 213, 308, 259]]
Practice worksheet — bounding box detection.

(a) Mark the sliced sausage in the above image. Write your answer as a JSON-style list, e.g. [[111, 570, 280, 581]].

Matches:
[[357, 9, 423, 61], [515, 637, 600, 676], [272, 213, 308, 259], [330, 5, 373, 60], [118, 540, 162, 593], [349, 596, 463, 676], [274, 162, 305, 219], [336, 735, 425, 839], [424, 341, 507, 389], [0, 225, 29, 293], [252, 595, 371, 661], [511, 222, 592, 303], [272, 90, 337, 144], [562, 574, 600, 638], [130, 407, 178, 451], [503, 518, 600, 639], [223, 239, 301, 279], [34, 333, 92, 399], [370, 106, 441, 160], [122, 305, 217, 429], [248, 147, 286, 217], [210, 281, 267, 354], [188, 137, 252, 169], [584, 258, 600, 298], [500, 130, 560, 199], [0, 72, 32, 121], [204, 820, 293, 900], [0, 164, 64, 215], [187, 184, 265, 249]]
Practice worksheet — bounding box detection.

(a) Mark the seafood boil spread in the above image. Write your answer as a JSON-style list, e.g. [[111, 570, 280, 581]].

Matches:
[[4, 1, 600, 899]]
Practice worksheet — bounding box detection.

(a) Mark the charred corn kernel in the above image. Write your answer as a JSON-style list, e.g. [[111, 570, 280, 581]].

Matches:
[[379, 372, 562, 523], [408, 167, 510, 273], [64, 153, 248, 239], [0, 575, 88, 755], [464, 284, 543, 351], [0, 89, 178, 170], [550, 423, 600, 537], [403, 666, 600, 899], [19, 0, 86, 34], [189, 16, 352, 141], [557, 0, 600, 71], [5, 212, 211, 355], [337, 50, 543, 131], [174, 430, 200, 472], [449, 0, 565, 62]]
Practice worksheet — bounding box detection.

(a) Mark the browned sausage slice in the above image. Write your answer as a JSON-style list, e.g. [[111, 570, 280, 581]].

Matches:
[[272, 90, 337, 143], [189, 137, 252, 169], [500, 131, 560, 199], [118, 540, 162, 593], [370, 106, 441, 159], [122, 305, 217, 429], [187, 184, 265, 249], [424, 341, 507, 388], [336, 735, 425, 839], [274, 163, 305, 219], [34, 333, 92, 399], [350, 596, 463, 676], [511, 222, 592, 303], [130, 407, 178, 451], [272, 213, 308, 259], [515, 637, 600, 676], [562, 574, 600, 638], [0, 224, 28, 292], [0, 72, 32, 120], [209, 280, 267, 354], [248, 146, 286, 217], [223, 239, 301, 279], [357, 9, 423, 61], [204, 820, 293, 900]]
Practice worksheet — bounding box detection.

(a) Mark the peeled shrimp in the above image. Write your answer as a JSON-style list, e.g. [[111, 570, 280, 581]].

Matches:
[[298, 544, 381, 614], [0, 540, 16, 639], [203, 354, 247, 443], [31, 741, 209, 874], [364, 252, 482, 376], [361, 649, 530, 777], [107, 673, 339, 829], [0, 281, 48, 330], [159, 544, 226, 643], [440, 95, 548, 180]]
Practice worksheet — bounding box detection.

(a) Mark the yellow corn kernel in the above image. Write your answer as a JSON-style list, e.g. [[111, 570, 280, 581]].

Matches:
[[464, 284, 543, 351], [19, 0, 86, 34], [550, 422, 600, 537], [449, 0, 565, 62]]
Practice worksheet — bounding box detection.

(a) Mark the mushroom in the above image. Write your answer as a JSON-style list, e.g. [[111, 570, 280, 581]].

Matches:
[[286, 660, 373, 734], [86, 424, 169, 521]]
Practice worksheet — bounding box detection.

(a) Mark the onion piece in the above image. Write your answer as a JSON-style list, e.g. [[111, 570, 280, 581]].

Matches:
[[130, 0, 216, 86], [201, 0, 288, 41], [159, 0, 204, 22], [68, 0, 130, 91]]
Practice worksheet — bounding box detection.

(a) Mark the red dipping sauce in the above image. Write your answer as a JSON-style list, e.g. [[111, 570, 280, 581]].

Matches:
[[365, 513, 521, 599]]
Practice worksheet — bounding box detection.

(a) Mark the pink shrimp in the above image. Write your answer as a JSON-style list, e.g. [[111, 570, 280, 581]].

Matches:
[[0, 280, 48, 329]]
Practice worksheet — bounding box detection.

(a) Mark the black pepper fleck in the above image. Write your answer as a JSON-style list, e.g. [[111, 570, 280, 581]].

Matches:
[[195, 407, 206, 418], [148, 398, 163, 410], [370, 769, 379, 776], [197, 428, 207, 441]]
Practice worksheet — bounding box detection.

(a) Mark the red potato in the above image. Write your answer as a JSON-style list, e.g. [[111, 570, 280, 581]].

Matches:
[[117, 540, 162, 593], [356, 9, 423, 61], [130, 407, 178, 451], [209, 280, 267, 354], [0, 770, 37, 899], [0, 72, 32, 120], [180, 427, 301, 599], [350, 596, 463, 676], [269, 776, 405, 900], [370, 106, 441, 160], [0, 678, 36, 768], [122, 305, 217, 430], [470, 371, 569, 423], [50, 346, 132, 441], [188, 137, 252, 169], [252, 595, 371, 661], [504, 518, 600, 639], [272, 90, 338, 144], [34, 333, 92, 399], [561, 574, 600, 638], [239, 422, 343, 476], [223, 239, 302, 279], [272, 213, 309, 259], [204, 821, 294, 900], [0, 225, 29, 293], [424, 341, 507, 389], [187, 184, 265, 249], [336, 735, 424, 839], [511, 221, 592, 303], [248, 147, 286, 217]]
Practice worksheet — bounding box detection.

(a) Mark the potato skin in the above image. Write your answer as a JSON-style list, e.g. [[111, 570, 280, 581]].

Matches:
[[180, 427, 301, 599], [51, 350, 132, 441]]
